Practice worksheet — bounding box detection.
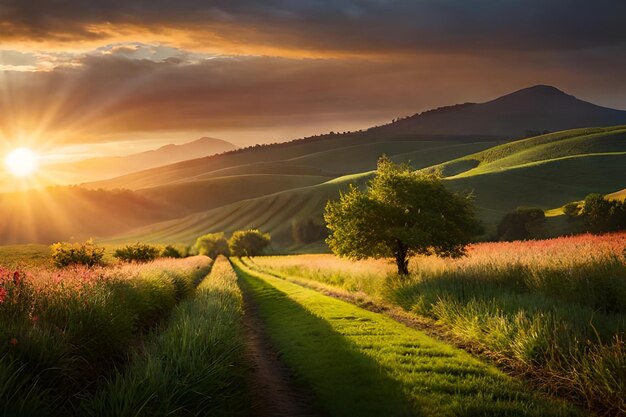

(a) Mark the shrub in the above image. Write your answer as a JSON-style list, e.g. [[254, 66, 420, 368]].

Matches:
[[496, 207, 546, 241], [114, 243, 160, 263], [161, 245, 182, 258], [582, 193, 626, 232], [194, 232, 230, 259], [563, 202, 581, 219], [229, 229, 271, 257], [50, 240, 105, 268]]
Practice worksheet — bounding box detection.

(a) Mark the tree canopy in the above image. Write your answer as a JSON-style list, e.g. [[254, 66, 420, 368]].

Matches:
[[229, 229, 271, 257], [324, 156, 480, 275], [582, 193, 626, 232], [194, 232, 230, 259], [496, 207, 546, 241]]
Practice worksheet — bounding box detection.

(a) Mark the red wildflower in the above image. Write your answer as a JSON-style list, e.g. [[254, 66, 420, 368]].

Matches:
[[9, 338, 18, 346], [12, 271, 22, 285], [0, 287, 6, 304]]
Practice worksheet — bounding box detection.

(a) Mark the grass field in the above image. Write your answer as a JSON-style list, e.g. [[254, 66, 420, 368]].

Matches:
[[86, 256, 246, 417], [0, 237, 620, 416], [137, 173, 333, 215], [0, 256, 213, 416], [430, 126, 626, 177], [244, 233, 626, 416], [0, 245, 50, 268], [232, 258, 580, 417]]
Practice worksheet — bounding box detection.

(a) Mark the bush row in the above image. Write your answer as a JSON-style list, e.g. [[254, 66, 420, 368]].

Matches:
[[194, 229, 270, 258], [50, 242, 192, 267]]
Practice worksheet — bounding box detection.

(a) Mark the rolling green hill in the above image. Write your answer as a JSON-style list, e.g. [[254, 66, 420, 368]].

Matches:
[[136, 174, 333, 214], [429, 125, 626, 177], [85, 135, 497, 190], [283, 141, 496, 174], [109, 125, 626, 249], [91, 136, 499, 235], [445, 153, 626, 228], [107, 173, 373, 248]]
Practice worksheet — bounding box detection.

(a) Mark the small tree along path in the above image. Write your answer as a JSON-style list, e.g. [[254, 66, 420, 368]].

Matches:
[[240, 277, 322, 417]]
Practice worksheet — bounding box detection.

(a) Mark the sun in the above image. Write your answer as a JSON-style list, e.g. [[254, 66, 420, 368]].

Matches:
[[5, 148, 39, 177]]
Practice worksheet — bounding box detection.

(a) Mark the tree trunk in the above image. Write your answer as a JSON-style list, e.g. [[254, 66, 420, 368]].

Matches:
[[394, 243, 409, 276]]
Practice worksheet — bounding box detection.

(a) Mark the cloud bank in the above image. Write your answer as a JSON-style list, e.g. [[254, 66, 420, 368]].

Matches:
[[0, 1, 625, 147]]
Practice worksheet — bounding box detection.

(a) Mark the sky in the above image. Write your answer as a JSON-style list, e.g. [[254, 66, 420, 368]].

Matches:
[[1, 0, 626, 156]]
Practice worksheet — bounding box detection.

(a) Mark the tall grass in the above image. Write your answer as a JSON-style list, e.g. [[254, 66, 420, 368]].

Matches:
[[0, 256, 212, 416], [248, 232, 626, 416], [86, 256, 247, 417], [234, 258, 581, 417]]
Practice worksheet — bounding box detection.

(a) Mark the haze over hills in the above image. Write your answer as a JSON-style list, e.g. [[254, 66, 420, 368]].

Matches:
[[51, 137, 237, 184], [0, 187, 174, 244], [1, 85, 625, 246], [371, 85, 626, 138]]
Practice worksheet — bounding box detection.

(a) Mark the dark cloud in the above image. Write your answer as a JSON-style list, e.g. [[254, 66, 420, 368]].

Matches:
[[2, 50, 625, 147], [2, 1, 626, 53]]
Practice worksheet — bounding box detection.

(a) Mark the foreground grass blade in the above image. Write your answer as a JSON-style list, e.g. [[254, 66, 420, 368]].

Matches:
[[232, 258, 581, 417], [86, 256, 247, 417]]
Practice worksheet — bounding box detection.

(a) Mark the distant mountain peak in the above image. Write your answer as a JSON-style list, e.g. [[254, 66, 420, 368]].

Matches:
[[519, 84, 566, 94], [371, 84, 626, 138], [494, 84, 573, 102], [154, 137, 232, 152]]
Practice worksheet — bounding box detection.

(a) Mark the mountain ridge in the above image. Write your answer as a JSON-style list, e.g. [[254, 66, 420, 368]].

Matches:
[[370, 85, 626, 138], [51, 136, 237, 184]]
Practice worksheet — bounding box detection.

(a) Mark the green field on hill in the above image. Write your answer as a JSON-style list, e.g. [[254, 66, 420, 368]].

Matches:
[[109, 125, 626, 248]]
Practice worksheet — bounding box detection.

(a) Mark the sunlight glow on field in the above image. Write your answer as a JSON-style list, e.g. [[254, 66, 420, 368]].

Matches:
[[4, 147, 38, 177]]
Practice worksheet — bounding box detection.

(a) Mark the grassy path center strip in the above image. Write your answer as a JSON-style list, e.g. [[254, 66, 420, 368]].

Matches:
[[231, 258, 581, 417]]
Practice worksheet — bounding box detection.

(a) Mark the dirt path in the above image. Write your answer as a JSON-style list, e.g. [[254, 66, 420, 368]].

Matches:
[[240, 280, 322, 417]]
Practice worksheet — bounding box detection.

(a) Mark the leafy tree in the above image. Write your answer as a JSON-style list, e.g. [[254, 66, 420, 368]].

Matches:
[[496, 207, 546, 241], [563, 202, 581, 219], [582, 193, 626, 232], [194, 233, 230, 259], [324, 156, 480, 275], [50, 240, 105, 268], [114, 243, 160, 263], [229, 229, 271, 257]]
